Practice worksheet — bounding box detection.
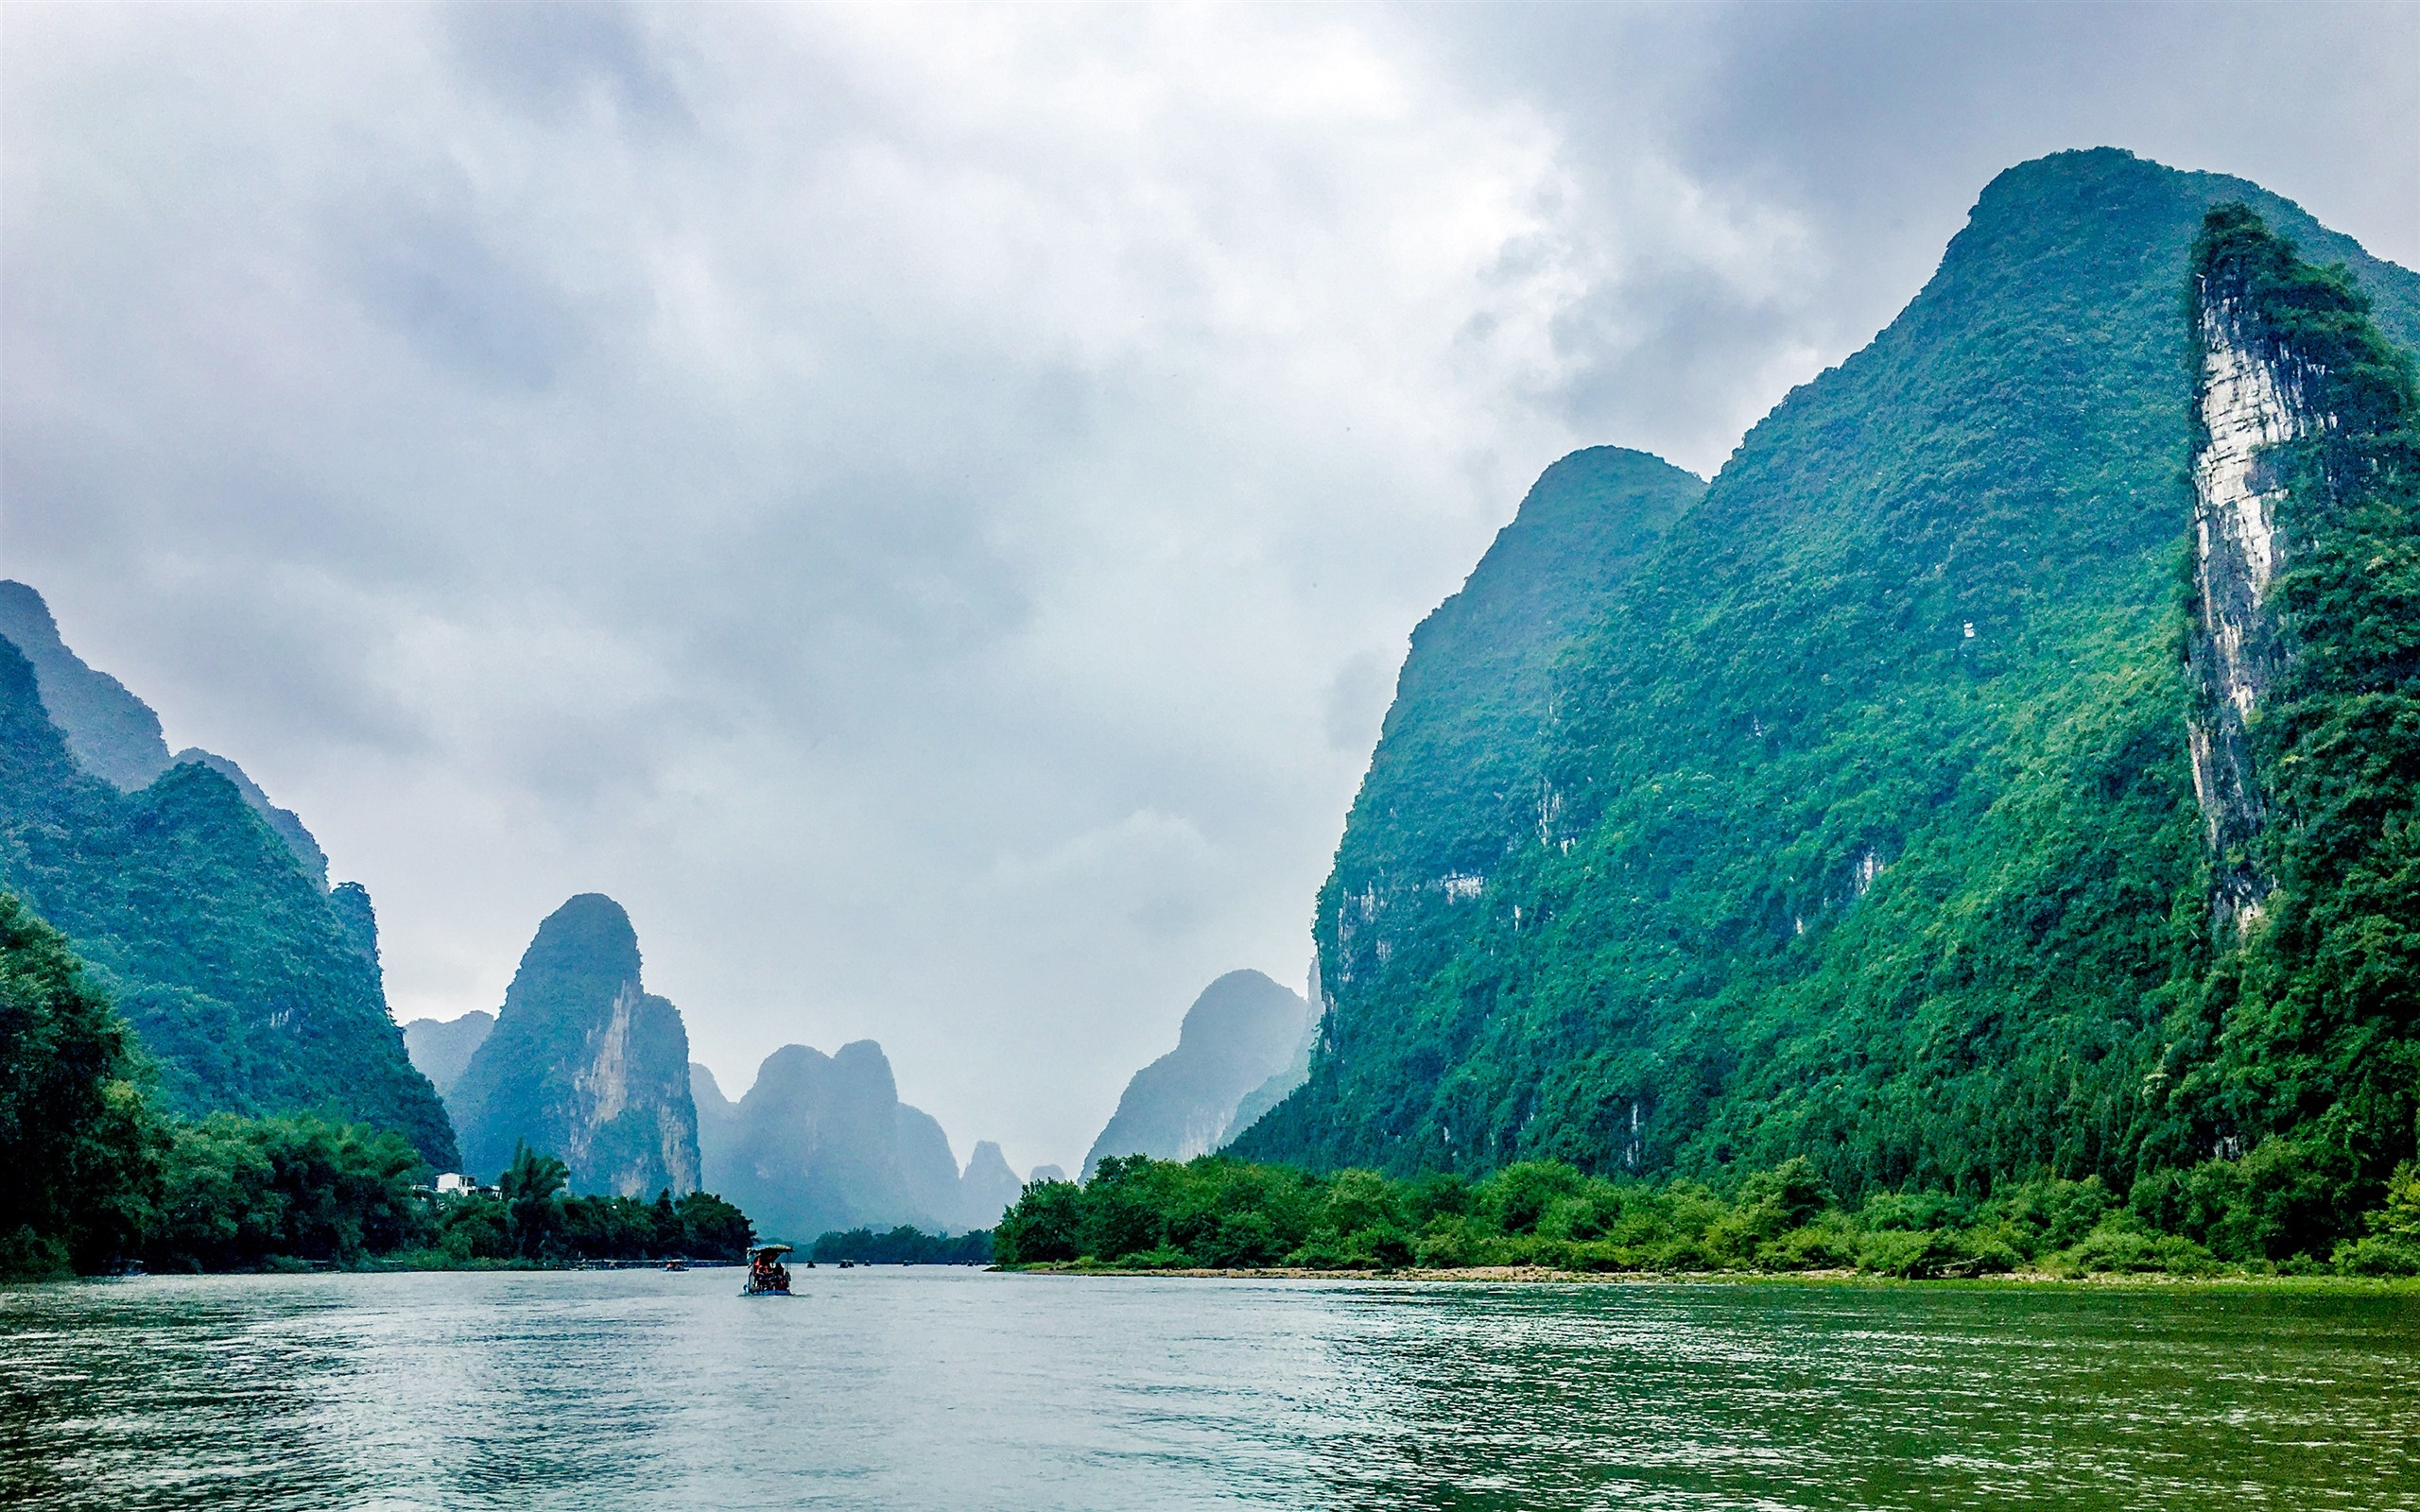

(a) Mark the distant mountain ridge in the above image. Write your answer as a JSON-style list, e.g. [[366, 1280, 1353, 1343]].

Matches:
[[0, 581, 171, 790], [449, 895, 701, 1195], [403, 1011, 494, 1099], [695, 1041, 1018, 1240], [1083, 969, 1313, 1177]]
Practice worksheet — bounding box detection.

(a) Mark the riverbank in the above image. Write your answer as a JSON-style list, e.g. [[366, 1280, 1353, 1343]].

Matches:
[[995, 1262, 2420, 1289]]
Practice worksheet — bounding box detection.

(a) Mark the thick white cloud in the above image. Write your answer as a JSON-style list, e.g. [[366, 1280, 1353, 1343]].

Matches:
[[4, 3, 2411, 1174]]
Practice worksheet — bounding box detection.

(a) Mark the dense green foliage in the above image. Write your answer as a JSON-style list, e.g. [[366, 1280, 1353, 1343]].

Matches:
[[1238, 151, 2420, 1263], [0, 892, 160, 1277], [1334, 447, 1704, 909], [149, 1127, 753, 1270], [810, 1226, 993, 1264], [0, 644, 454, 1163], [411, 1145, 753, 1265], [995, 1152, 2420, 1278], [148, 1111, 435, 1271]]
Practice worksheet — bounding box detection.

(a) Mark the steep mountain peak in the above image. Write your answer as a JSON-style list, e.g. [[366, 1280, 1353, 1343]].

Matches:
[[448, 894, 699, 1194], [959, 1140, 1023, 1228], [700, 1036, 987, 1240], [0, 634, 453, 1162], [518, 892, 644, 988], [0, 582, 333, 885], [402, 1010, 496, 1099], [832, 1039, 904, 1102]]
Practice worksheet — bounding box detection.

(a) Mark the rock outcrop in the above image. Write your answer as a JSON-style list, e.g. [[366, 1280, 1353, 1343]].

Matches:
[[2185, 265, 2320, 930], [448, 895, 700, 1195], [1082, 969, 1313, 1177]]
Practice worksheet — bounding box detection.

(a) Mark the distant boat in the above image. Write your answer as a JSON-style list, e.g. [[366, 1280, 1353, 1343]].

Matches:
[[663, 1257, 687, 1272], [741, 1244, 793, 1296]]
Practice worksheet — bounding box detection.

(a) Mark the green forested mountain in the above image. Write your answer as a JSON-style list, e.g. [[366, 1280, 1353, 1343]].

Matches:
[[0, 583, 332, 885], [448, 894, 701, 1195], [1237, 149, 2420, 1258], [0, 642, 455, 1164]]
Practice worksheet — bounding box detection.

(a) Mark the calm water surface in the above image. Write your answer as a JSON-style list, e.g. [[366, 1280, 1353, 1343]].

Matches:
[[2, 1269, 2414, 1510]]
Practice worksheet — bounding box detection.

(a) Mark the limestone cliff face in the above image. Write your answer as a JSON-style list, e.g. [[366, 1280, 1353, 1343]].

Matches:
[[2186, 284, 2321, 930], [448, 895, 700, 1194]]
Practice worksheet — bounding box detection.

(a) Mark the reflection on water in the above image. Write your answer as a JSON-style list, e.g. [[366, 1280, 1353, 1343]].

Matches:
[[2, 1270, 2414, 1510]]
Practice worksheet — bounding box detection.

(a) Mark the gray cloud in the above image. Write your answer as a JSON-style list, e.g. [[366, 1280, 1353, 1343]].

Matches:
[[3, 3, 2411, 1173]]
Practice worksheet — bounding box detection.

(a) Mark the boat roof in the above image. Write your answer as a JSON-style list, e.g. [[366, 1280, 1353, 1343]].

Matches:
[[749, 1244, 793, 1256]]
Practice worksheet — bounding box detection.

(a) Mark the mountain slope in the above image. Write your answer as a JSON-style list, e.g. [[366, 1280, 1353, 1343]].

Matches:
[[1237, 149, 2420, 1245], [1083, 969, 1312, 1177], [447, 894, 700, 1194], [0, 640, 454, 1162]]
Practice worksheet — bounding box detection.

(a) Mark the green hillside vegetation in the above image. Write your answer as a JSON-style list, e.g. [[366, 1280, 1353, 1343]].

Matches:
[[0, 643, 454, 1164], [994, 1152, 2420, 1278], [1236, 152, 2420, 1266], [1336, 447, 1704, 908], [2183, 205, 2420, 1205]]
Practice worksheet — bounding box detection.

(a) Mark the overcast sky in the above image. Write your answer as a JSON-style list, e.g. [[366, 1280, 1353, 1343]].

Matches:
[[4, 2, 2413, 1176]]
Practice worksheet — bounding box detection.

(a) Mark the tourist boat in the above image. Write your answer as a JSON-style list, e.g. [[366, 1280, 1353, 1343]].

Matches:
[[740, 1244, 793, 1296], [662, 1257, 687, 1272]]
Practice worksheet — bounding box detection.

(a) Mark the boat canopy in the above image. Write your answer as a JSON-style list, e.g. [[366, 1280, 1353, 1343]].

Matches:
[[748, 1244, 793, 1258]]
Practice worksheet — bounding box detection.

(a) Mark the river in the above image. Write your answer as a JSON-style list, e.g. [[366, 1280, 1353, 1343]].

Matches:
[[3, 1268, 2414, 1509]]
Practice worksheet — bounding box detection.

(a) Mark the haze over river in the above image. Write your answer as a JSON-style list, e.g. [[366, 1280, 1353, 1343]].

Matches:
[[2, 1270, 2414, 1510]]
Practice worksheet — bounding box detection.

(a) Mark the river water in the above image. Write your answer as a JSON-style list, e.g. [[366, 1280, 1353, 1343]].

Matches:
[[2, 1268, 2413, 1510]]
